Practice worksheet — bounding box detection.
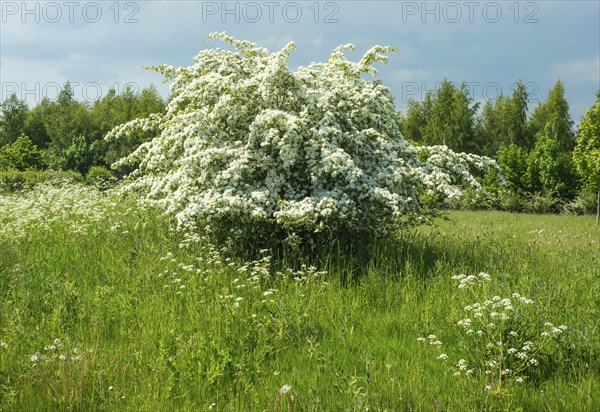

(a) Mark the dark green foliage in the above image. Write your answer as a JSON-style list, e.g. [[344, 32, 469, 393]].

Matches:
[[521, 193, 562, 214], [399, 92, 433, 144], [562, 192, 598, 215], [474, 81, 531, 156], [0, 94, 29, 147], [0, 84, 164, 178], [63, 135, 98, 175], [529, 126, 579, 199], [423, 80, 479, 153], [473, 100, 497, 156], [92, 86, 164, 175], [45, 84, 96, 157], [23, 99, 52, 149], [498, 190, 525, 212], [399, 77, 592, 212], [400, 80, 480, 153], [528, 80, 575, 153]]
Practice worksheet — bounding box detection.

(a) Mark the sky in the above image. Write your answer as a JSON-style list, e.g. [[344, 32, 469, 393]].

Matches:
[[1, 0, 599, 123]]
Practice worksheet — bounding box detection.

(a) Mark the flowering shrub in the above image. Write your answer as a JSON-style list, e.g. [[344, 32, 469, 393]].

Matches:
[[107, 33, 501, 244], [419, 272, 570, 394]]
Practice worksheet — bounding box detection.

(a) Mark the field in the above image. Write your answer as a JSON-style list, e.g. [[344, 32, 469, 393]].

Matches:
[[1, 183, 599, 411]]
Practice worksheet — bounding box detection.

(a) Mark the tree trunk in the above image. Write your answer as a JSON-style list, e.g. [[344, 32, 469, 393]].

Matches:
[[597, 184, 599, 225]]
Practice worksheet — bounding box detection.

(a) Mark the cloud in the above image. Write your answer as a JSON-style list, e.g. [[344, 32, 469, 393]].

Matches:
[[1, 0, 598, 121], [0, 54, 163, 106], [553, 56, 600, 84]]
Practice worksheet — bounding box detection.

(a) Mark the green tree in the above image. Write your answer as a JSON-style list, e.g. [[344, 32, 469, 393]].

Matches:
[[528, 80, 575, 152], [0, 94, 29, 146], [474, 100, 497, 156], [45, 84, 94, 159], [423, 80, 479, 153], [474, 81, 530, 156], [528, 124, 578, 199], [573, 100, 600, 223], [24, 98, 53, 149], [0, 134, 45, 170], [135, 85, 164, 117], [399, 92, 433, 144], [64, 135, 97, 175], [493, 81, 530, 150], [508, 81, 530, 149], [497, 144, 529, 193]]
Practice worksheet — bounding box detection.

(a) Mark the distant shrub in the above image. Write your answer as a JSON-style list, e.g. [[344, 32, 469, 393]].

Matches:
[[522, 194, 561, 214], [461, 188, 497, 211], [498, 190, 525, 213], [85, 166, 117, 190], [562, 191, 597, 215], [0, 169, 83, 193]]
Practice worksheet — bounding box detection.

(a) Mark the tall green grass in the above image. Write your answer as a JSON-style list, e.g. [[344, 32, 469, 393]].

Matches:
[[1, 186, 598, 411]]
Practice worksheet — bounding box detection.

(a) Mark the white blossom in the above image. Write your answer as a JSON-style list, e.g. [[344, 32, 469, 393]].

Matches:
[[105, 33, 502, 241]]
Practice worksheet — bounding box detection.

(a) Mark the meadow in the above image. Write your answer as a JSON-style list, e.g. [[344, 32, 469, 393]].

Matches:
[[1, 183, 599, 411]]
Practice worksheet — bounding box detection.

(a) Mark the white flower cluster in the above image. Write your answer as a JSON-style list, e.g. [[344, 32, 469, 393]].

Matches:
[[108, 33, 502, 239], [451, 272, 492, 289], [420, 272, 571, 391], [29, 338, 82, 364], [417, 334, 443, 346], [415, 145, 505, 197], [540, 322, 567, 338], [0, 182, 126, 240]]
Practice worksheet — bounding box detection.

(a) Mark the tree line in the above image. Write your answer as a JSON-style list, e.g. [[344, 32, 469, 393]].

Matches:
[[0, 83, 164, 177], [398, 79, 599, 214], [0, 80, 598, 216]]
